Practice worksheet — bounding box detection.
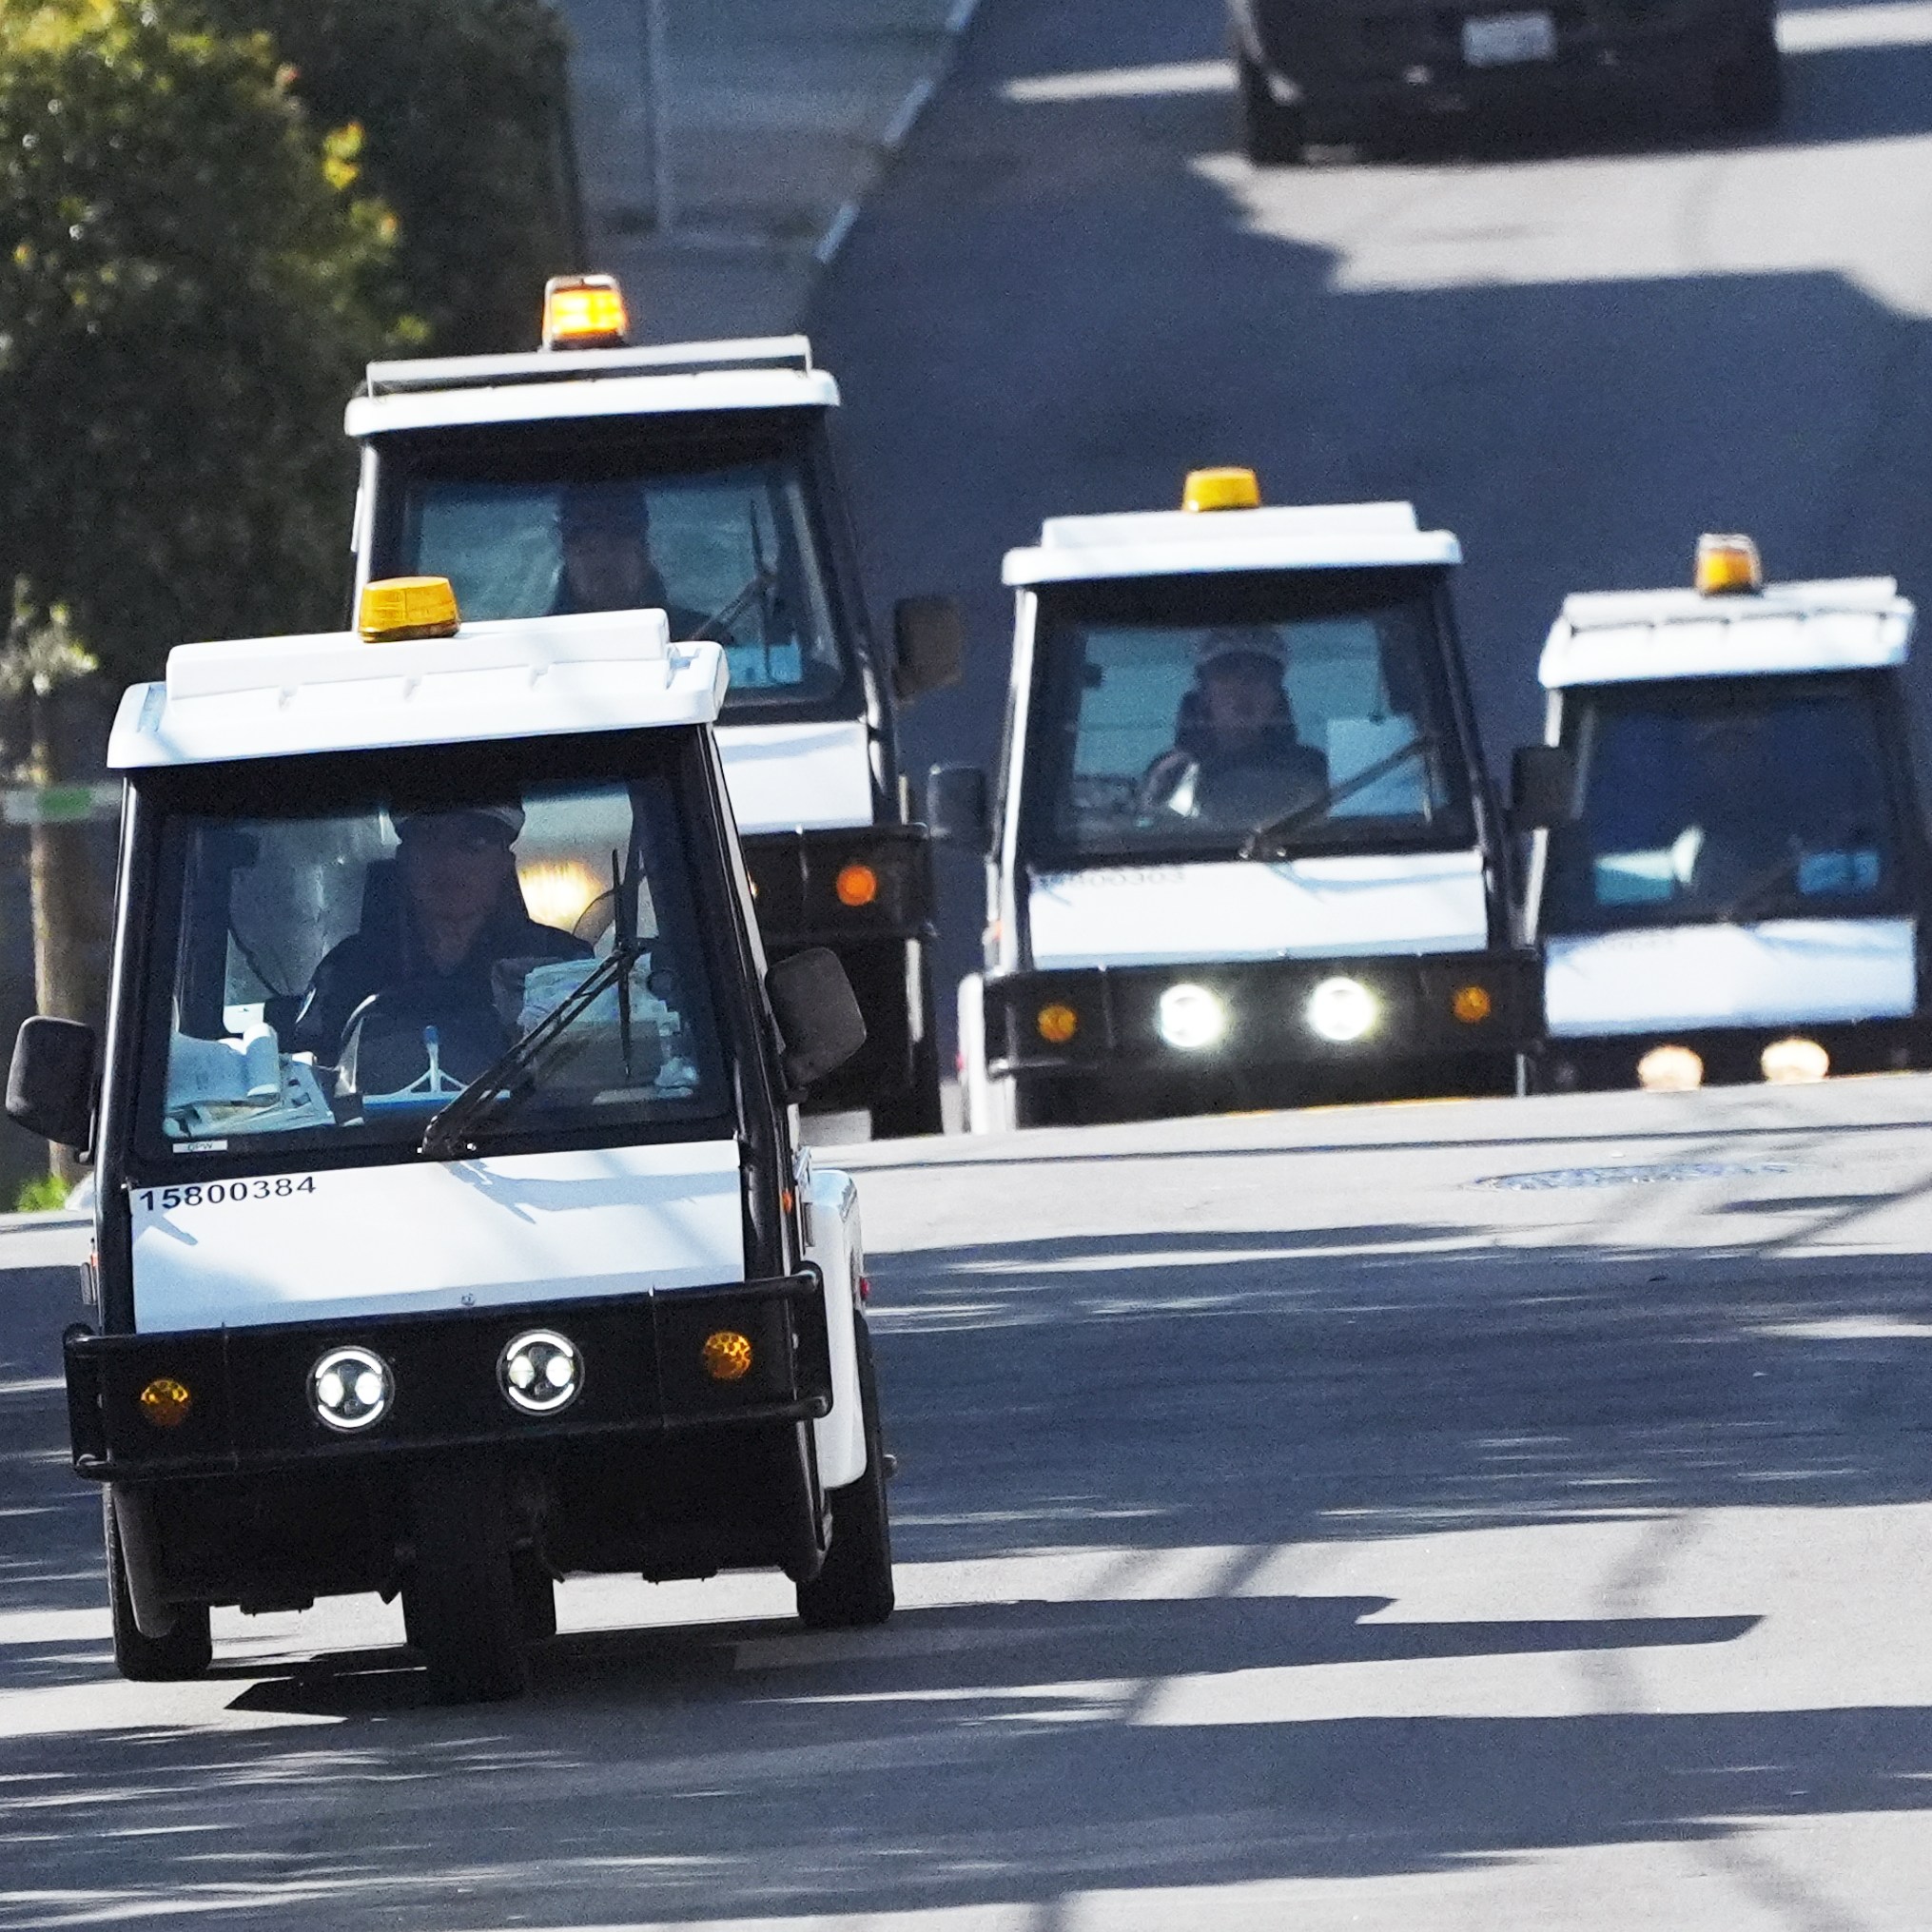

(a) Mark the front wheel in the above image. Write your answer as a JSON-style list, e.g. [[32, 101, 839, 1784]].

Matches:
[[1238, 49, 1308, 164], [797, 1321, 895, 1630], [105, 1491, 211, 1683], [401, 1460, 530, 1703]]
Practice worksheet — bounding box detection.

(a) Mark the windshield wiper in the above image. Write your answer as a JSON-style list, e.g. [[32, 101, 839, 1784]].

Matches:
[[691, 564, 778, 643], [1711, 827, 1875, 926], [420, 849, 643, 1160], [1239, 733, 1434, 861]]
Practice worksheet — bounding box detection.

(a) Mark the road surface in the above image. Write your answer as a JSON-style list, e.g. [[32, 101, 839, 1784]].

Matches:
[[5, 1078, 1932, 1924]]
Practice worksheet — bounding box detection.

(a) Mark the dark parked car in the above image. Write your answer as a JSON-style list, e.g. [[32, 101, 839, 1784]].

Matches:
[[1227, 0, 1781, 160]]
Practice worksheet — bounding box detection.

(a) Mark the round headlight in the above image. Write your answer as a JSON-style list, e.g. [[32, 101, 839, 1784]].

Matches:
[[310, 1346, 394, 1433], [1306, 976, 1378, 1044], [1157, 983, 1227, 1052], [1637, 1044, 1704, 1092], [1761, 1036, 1829, 1084], [498, 1330, 582, 1415]]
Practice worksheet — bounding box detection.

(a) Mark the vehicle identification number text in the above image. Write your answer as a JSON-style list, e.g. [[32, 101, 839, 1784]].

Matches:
[[138, 1177, 317, 1211]]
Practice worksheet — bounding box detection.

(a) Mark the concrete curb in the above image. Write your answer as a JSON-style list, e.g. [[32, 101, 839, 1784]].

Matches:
[[812, 0, 983, 271]]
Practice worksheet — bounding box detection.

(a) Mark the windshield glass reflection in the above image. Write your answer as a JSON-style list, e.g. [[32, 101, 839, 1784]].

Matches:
[[1542, 679, 1902, 933]]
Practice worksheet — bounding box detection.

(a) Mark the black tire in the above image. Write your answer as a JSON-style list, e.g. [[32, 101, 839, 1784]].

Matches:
[[105, 1492, 211, 1683], [797, 1321, 895, 1630], [1713, 20, 1782, 130], [513, 1553, 557, 1643], [1238, 48, 1307, 165], [400, 1461, 530, 1703]]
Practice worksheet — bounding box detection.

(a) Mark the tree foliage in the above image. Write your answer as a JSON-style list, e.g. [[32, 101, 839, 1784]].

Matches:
[[0, 0, 403, 681], [200, 0, 578, 357]]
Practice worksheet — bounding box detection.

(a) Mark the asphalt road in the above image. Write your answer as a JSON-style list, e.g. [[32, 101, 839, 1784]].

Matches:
[[809, 0, 1932, 1013], [6, 1077, 1932, 1924], [9, 7, 1932, 1924]]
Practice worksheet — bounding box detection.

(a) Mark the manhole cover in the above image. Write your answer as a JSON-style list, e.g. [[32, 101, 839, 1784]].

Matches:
[[1475, 1160, 1795, 1191]]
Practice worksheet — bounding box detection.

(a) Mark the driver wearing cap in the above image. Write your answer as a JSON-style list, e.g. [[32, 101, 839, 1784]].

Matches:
[[553, 481, 717, 638], [1142, 627, 1330, 828], [289, 804, 591, 1075]]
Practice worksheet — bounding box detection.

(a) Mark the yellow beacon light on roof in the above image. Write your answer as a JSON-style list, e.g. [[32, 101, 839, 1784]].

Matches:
[[1695, 532, 1763, 596], [1182, 467, 1262, 514], [359, 576, 460, 643], [541, 273, 631, 350]]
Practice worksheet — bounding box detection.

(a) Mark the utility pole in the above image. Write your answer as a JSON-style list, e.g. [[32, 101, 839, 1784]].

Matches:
[[642, 0, 674, 234]]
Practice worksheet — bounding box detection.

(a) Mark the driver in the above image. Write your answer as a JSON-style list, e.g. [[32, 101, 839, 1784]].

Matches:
[[1142, 628, 1330, 828], [554, 481, 716, 638], [289, 805, 591, 1080]]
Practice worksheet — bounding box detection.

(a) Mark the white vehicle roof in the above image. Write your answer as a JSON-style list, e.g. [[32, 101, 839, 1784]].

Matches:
[[1003, 501, 1460, 588], [1539, 578, 1914, 689], [108, 610, 727, 771], [344, 337, 839, 439]]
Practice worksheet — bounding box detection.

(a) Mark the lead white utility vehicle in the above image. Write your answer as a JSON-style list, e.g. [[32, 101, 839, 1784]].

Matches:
[[1528, 536, 1932, 1090], [932, 469, 1544, 1129], [6, 577, 893, 1701]]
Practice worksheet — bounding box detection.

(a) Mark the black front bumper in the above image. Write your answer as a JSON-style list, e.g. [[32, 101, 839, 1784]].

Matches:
[[65, 1272, 830, 1483], [1544, 1018, 1929, 1089], [985, 948, 1540, 1082]]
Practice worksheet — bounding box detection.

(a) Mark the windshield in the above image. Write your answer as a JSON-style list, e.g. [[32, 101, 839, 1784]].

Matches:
[[1023, 568, 1473, 862], [135, 738, 730, 1166], [1540, 676, 1906, 934], [374, 425, 852, 712]]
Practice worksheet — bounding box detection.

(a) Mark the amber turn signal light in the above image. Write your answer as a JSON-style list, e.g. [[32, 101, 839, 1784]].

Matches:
[[138, 1376, 193, 1430], [835, 862, 879, 907], [701, 1331, 753, 1382], [1452, 984, 1493, 1025], [1037, 1002, 1079, 1044]]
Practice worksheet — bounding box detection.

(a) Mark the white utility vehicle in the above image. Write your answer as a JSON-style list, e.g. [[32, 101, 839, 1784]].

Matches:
[[1528, 535, 1932, 1090], [932, 468, 1544, 1130], [343, 276, 962, 1136], [6, 576, 893, 1701]]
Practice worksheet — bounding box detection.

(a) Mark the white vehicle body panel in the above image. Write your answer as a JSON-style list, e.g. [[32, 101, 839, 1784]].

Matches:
[[718, 720, 874, 833], [129, 1142, 746, 1333], [1005, 500, 1459, 587], [1025, 850, 1490, 969], [1544, 918, 1917, 1037], [1538, 578, 1913, 689], [801, 1161, 868, 1488], [108, 613, 724, 770], [347, 365, 838, 439]]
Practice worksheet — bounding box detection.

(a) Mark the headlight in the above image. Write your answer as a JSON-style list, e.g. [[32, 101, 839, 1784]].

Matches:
[[1305, 976, 1378, 1044], [310, 1346, 394, 1433], [498, 1330, 583, 1415], [1157, 983, 1227, 1051], [1637, 1044, 1703, 1091], [1761, 1037, 1828, 1084]]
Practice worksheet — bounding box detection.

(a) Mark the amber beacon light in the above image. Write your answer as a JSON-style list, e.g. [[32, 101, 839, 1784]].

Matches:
[[541, 274, 631, 349], [359, 576, 460, 643], [1182, 466, 1263, 514], [1695, 533, 1763, 597]]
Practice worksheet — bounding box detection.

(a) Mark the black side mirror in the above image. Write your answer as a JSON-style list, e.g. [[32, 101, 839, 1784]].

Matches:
[[7, 1017, 97, 1150], [1511, 744, 1578, 830], [891, 595, 965, 702], [766, 947, 867, 1092], [927, 764, 990, 851]]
